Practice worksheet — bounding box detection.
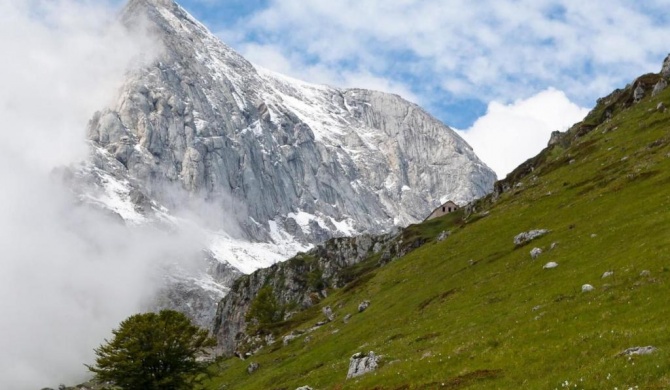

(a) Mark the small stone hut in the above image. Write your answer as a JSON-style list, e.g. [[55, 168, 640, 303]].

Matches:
[[424, 200, 459, 221]]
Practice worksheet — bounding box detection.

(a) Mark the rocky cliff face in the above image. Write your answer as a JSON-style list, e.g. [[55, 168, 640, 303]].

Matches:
[[74, 0, 495, 328], [91, 0, 494, 242], [213, 226, 433, 355]]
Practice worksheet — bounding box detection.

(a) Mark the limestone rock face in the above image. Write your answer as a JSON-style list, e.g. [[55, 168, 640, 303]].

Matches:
[[94, 0, 495, 245], [347, 351, 380, 379], [661, 54, 670, 79]]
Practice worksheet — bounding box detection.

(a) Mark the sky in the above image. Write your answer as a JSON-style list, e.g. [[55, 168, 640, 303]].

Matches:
[[175, 0, 670, 178], [2, 1, 670, 388]]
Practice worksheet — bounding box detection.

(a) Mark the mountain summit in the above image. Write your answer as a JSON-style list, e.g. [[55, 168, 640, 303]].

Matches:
[[94, 0, 494, 240]]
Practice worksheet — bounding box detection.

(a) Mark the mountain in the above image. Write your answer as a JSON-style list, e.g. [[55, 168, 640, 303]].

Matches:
[[72, 0, 495, 326], [204, 58, 670, 388]]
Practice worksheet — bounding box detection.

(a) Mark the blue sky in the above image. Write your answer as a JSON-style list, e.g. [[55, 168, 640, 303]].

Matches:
[[171, 0, 670, 177]]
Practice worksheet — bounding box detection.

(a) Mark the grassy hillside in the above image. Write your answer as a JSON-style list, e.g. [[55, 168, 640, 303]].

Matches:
[[205, 79, 670, 389]]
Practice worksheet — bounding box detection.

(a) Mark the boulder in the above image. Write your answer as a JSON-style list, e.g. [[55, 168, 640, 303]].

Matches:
[[346, 351, 379, 379], [530, 247, 542, 259], [543, 262, 558, 269], [581, 284, 595, 292], [247, 362, 259, 374], [652, 79, 668, 97], [634, 84, 645, 103], [358, 300, 370, 313], [295, 387, 313, 390], [323, 305, 335, 321], [283, 331, 303, 346], [619, 346, 657, 356], [662, 53, 670, 79], [601, 271, 614, 279], [437, 230, 451, 242], [514, 230, 549, 246]]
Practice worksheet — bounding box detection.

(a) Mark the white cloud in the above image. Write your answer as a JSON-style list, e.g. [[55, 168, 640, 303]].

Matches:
[[0, 1, 199, 389], [216, 0, 670, 117], [457, 88, 589, 179]]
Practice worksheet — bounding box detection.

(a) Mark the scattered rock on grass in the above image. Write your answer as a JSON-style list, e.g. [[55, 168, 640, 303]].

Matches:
[[543, 262, 558, 269], [530, 247, 542, 259], [247, 362, 259, 374], [602, 271, 614, 279], [640, 270, 651, 277], [323, 306, 334, 321], [343, 313, 352, 323], [283, 331, 303, 346], [358, 300, 370, 313], [581, 284, 595, 292], [437, 230, 451, 242], [346, 351, 379, 379], [514, 229, 549, 246], [619, 346, 657, 356], [653, 79, 668, 97], [295, 387, 313, 390]]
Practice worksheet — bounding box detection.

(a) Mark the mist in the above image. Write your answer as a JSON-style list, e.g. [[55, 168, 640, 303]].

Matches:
[[0, 0, 202, 388]]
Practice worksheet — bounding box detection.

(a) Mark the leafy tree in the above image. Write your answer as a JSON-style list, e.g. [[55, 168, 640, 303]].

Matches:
[[87, 310, 216, 390], [245, 285, 283, 331]]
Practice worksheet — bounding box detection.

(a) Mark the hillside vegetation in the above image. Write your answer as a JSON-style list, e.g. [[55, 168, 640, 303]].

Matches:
[[205, 71, 670, 389]]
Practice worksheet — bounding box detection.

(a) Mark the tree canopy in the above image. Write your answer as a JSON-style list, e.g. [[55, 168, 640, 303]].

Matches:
[[87, 310, 216, 390], [245, 285, 283, 331]]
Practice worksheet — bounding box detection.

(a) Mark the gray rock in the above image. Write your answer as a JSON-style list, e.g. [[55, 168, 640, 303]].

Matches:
[[619, 346, 657, 356], [634, 84, 645, 103], [436, 230, 451, 242], [358, 300, 370, 313], [322, 305, 335, 321], [640, 270, 651, 277], [652, 79, 668, 97], [514, 229, 549, 246], [530, 247, 542, 259], [295, 387, 313, 390], [343, 313, 352, 323], [657, 101, 667, 111], [581, 284, 595, 292], [346, 351, 379, 379], [543, 262, 558, 269], [662, 54, 670, 79], [547, 130, 563, 147], [602, 271, 614, 279], [283, 332, 302, 346], [247, 362, 259, 374]]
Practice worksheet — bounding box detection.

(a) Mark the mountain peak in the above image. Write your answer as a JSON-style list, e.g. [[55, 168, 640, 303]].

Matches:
[[121, 0, 204, 37]]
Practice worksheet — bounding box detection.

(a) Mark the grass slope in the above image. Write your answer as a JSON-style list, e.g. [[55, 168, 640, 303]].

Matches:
[[206, 85, 670, 389]]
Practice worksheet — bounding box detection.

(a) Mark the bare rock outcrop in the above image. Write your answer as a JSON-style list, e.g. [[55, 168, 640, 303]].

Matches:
[[346, 351, 380, 379]]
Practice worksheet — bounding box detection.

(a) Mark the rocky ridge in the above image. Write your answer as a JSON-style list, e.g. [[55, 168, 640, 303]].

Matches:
[[213, 219, 446, 356]]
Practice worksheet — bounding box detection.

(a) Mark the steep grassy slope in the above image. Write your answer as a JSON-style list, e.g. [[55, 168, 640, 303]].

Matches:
[[206, 80, 670, 389]]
